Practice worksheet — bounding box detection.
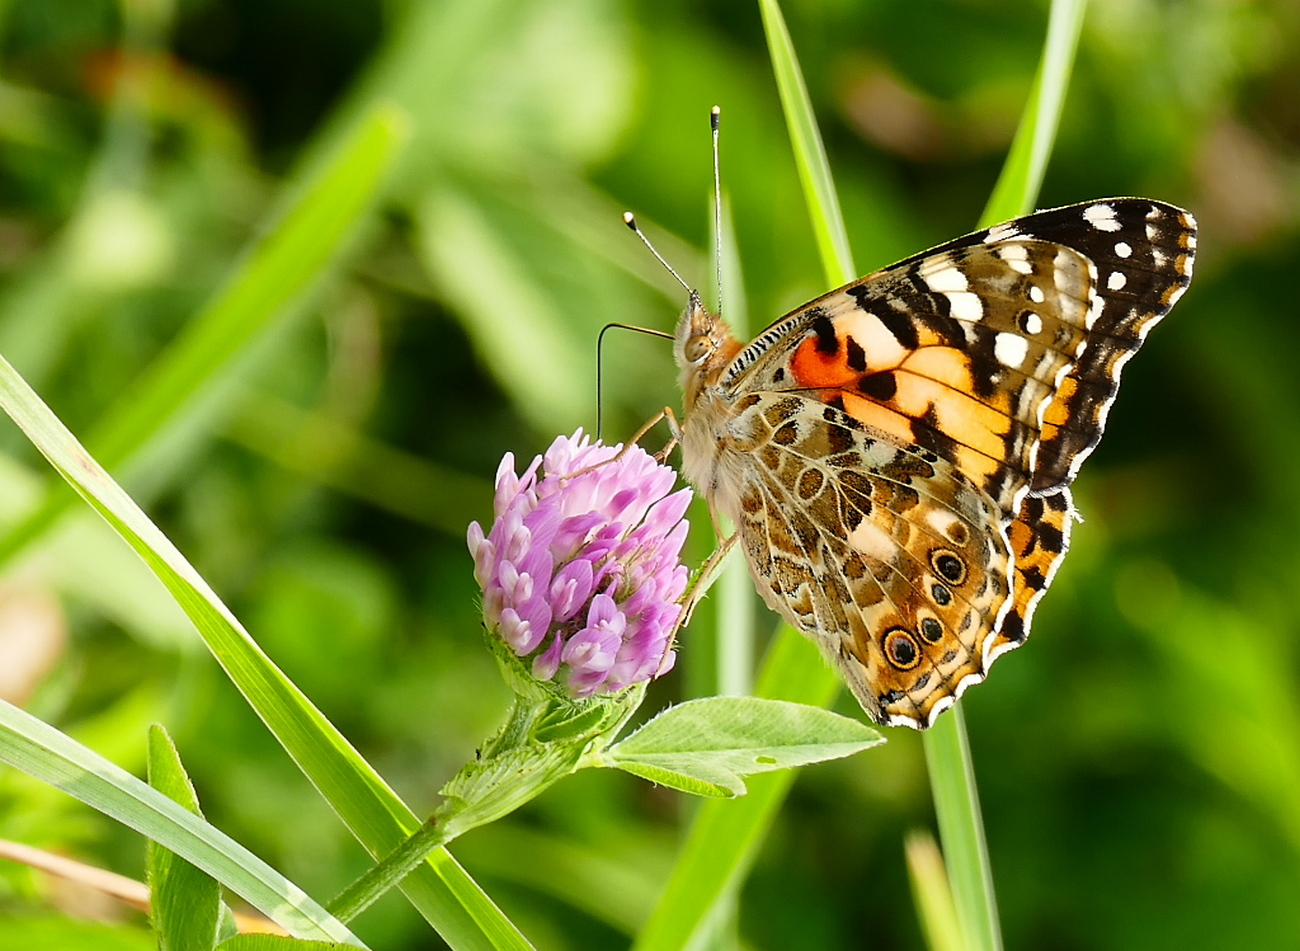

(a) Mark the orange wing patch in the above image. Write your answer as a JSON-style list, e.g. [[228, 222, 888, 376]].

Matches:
[[991, 489, 1073, 660]]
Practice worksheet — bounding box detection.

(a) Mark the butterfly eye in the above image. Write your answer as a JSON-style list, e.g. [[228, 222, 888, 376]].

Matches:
[[684, 335, 713, 363], [883, 628, 921, 670]]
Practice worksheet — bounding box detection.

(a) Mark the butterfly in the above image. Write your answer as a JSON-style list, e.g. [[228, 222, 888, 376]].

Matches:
[[674, 199, 1196, 729]]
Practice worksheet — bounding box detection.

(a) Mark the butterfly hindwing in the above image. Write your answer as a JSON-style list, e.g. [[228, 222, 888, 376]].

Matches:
[[715, 392, 1012, 727], [994, 488, 1074, 658]]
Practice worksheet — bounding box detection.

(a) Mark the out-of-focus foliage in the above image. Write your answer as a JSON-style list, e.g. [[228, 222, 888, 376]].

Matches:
[[0, 0, 1296, 948]]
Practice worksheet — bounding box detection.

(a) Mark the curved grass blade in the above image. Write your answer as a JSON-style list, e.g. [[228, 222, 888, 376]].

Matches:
[[0, 329, 531, 949], [983, 0, 1089, 224], [0, 701, 362, 945], [922, 705, 997, 951], [905, 830, 965, 951], [758, 0, 854, 286], [218, 939, 346, 950]]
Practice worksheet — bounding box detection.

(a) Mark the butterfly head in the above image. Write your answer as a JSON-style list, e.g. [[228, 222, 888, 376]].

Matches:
[[674, 290, 742, 406]]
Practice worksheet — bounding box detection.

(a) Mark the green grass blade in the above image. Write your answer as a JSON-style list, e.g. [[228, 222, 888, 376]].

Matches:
[[905, 830, 965, 951], [636, 6, 858, 948], [713, 197, 755, 699], [218, 938, 346, 950], [759, 0, 854, 285], [922, 708, 999, 951], [0, 701, 362, 945], [923, 3, 1086, 950], [0, 340, 530, 948], [632, 630, 839, 951], [644, 0, 1089, 946], [148, 724, 224, 951], [0, 101, 409, 571], [983, 0, 1088, 224]]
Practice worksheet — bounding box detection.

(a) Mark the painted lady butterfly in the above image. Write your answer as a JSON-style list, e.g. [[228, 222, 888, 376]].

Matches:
[[675, 199, 1196, 729]]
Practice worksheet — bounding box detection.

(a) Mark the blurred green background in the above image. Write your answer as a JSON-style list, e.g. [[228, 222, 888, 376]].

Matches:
[[0, 0, 1297, 948]]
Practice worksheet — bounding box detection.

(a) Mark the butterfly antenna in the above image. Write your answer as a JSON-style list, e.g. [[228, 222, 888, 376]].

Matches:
[[596, 322, 673, 440], [623, 212, 693, 296], [711, 105, 723, 315]]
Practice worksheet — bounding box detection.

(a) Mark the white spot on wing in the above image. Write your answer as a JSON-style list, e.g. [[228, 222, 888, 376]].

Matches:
[[837, 311, 910, 368], [1077, 259, 1101, 329], [924, 507, 962, 540], [1084, 203, 1122, 232], [1028, 285, 1045, 304], [1107, 271, 1127, 291], [888, 711, 924, 729], [996, 244, 1034, 274], [994, 332, 1029, 368], [927, 694, 957, 724], [861, 441, 902, 468], [1114, 241, 1132, 258], [1085, 291, 1102, 330], [1022, 312, 1043, 335], [984, 222, 1021, 243], [947, 292, 984, 322], [923, 264, 968, 293]]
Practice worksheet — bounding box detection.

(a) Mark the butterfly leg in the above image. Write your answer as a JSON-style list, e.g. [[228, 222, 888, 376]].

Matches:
[[676, 531, 739, 632], [656, 533, 737, 675], [622, 406, 682, 463], [560, 408, 683, 483]]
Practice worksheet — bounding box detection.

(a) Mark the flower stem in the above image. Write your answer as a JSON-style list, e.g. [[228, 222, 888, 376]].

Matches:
[[326, 816, 448, 923], [327, 674, 645, 924], [922, 704, 1002, 951]]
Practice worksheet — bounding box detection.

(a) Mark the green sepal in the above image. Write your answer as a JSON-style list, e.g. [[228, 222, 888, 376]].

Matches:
[[532, 702, 610, 743], [435, 633, 647, 841]]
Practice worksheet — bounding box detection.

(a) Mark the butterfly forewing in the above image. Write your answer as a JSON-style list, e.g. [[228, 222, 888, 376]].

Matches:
[[676, 198, 1196, 728], [1019, 201, 1196, 492]]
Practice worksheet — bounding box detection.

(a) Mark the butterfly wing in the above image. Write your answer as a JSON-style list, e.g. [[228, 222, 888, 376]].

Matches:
[[683, 199, 1195, 728], [1016, 201, 1195, 492], [711, 392, 1014, 727], [724, 199, 1196, 512]]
